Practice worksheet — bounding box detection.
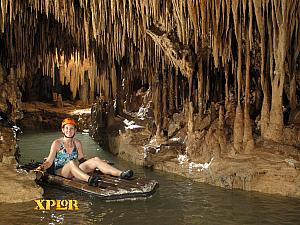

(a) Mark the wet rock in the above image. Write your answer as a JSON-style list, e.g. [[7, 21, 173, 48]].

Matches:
[[106, 111, 300, 198], [124, 93, 144, 112], [289, 106, 300, 127], [145, 141, 186, 166], [282, 127, 300, 147], [0, 126, 17, 164], [2, 154, 17, 165], [77, 112, 91, 131], [0, 66, 23, 122], [167, 116, 184, 139], [194, 113, 211, 131], [0, 163, 43, 203]]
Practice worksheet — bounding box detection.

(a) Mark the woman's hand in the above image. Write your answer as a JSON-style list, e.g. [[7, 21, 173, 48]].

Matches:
[[34, 164, 45, 173], [78, 158, 86, 164], [33, 165, 45, 180]]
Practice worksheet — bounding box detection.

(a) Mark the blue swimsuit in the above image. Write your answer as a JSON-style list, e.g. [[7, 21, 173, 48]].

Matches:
[[53, 140, 78, 170]]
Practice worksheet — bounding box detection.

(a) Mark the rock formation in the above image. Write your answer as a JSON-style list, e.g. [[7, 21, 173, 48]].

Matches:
[[0, 0, 299, 198]]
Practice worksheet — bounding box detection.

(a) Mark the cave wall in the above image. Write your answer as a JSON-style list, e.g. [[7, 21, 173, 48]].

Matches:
[[0, 0, 299, 147], [0, 63, 21, 163]]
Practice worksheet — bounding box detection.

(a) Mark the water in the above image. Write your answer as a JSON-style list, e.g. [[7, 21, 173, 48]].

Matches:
[[0, 130, 299, 225]]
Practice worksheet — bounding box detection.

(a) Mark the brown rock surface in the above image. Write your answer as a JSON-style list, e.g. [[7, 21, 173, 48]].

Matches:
[[0, 126, 18, 163], [20, 102, 91, 130], [107, 116, 300, 198], [0, 163, 43, 203]]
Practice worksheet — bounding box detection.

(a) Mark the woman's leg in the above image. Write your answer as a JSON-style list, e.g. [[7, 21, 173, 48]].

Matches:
[[56, 160, 90, 182], [79, 157, 122, 176]]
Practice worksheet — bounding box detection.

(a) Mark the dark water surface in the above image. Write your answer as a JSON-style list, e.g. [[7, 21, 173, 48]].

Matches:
[[0, 131, 299, 225]]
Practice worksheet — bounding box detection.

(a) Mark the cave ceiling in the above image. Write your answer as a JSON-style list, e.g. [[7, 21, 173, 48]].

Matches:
[[0, 0, 299, 142]]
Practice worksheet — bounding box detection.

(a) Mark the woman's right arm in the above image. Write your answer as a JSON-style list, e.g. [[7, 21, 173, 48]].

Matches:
[[36, 140, 58, 170]]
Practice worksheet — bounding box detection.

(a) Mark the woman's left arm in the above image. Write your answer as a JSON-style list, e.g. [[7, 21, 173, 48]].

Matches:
[[75, 139, 86, 163]]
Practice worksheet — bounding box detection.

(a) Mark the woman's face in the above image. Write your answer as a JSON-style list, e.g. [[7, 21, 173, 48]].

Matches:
[[62, 124, 76, 138]]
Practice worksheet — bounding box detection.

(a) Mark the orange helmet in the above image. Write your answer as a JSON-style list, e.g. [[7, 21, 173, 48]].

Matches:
[[61, 118, 77, 128]]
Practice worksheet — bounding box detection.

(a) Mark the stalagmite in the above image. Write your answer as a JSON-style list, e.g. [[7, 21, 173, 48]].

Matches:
[[266, 1, 290, 141]]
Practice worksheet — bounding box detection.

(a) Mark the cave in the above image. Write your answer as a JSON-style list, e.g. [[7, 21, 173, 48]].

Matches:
[[0, 0, 300, 198]]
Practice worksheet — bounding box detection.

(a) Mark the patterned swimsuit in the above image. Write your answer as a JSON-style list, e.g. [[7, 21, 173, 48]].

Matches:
[[54, 139, 78, 170]]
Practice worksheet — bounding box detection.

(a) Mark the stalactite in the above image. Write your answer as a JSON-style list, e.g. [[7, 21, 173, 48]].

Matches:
[[169, 67, 174, 114], [111, 64, 116, 100], [0, 0, 299, 148], [232, 0, 242, 105], [243, 25, 254, 153], [162, 68, 168, 131], [224, 63, 229, 111], [290, 74, 297, 110], [153, 69, 162, 139], [198, 60, 204, 116], [187, 0, 198, 53], [188, 74, 193, 102], [114, 60, 122, 114], [187, 101, 194, 134], [146, 26, 194, 79], [288, 21, 300, 110], [232, 0, 244, 152], [205, 60, 210, 110], [174, 68, 179, 111], [254, 0, 270, 138], [200, 0, 207, 39]]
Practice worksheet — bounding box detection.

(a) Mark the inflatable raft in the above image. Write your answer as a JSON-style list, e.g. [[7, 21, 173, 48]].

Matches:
[[19, 162, 159, 201]]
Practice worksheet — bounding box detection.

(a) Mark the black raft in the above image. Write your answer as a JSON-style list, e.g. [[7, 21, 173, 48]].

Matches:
[[19, 162, 159, 201]]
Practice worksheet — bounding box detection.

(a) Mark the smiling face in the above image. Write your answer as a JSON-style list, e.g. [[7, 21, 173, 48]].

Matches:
[[62, 124, 76, 138]]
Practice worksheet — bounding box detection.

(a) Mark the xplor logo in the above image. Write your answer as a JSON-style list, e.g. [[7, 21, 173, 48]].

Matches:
[[34, 199, 79, 210]]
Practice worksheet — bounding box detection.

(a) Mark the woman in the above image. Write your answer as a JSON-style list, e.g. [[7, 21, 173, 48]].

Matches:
[[36, 118, 133, 186]]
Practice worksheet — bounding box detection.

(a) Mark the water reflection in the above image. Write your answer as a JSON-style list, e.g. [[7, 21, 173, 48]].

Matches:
[[2, 130, 298, 225]]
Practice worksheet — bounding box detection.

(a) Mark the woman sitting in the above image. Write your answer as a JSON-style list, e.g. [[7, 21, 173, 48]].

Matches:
[[36, 118, 133, 186]]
